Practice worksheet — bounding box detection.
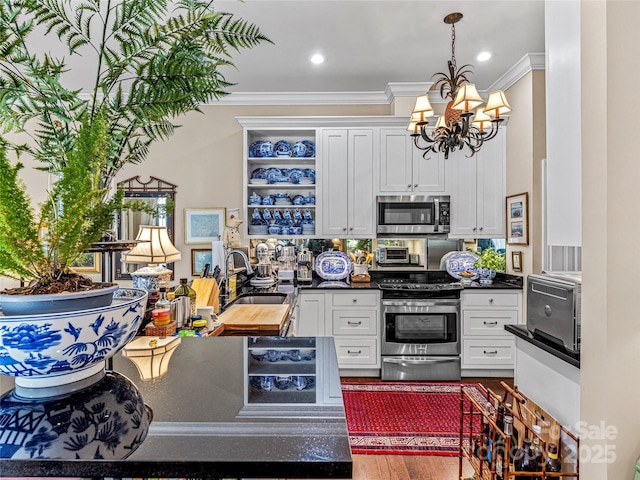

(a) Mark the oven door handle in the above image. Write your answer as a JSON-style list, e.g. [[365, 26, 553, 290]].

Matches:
[[383, 357, 459, 366]]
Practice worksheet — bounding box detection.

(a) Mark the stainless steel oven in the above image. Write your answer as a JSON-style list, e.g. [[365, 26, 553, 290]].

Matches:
[[379, 279, 461, 381]]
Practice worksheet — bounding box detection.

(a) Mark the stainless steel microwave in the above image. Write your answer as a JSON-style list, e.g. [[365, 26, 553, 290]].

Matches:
[[376, 195, 450, 236]]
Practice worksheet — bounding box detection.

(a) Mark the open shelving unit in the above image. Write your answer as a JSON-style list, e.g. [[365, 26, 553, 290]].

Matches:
[[459, 382, 580, 479]]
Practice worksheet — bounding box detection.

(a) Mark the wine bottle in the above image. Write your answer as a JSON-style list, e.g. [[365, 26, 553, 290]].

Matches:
[[531, 425, 544, 479], [513, 437, 535, 480], [173, 278, 197, 328], [545, 443, 562, 472]]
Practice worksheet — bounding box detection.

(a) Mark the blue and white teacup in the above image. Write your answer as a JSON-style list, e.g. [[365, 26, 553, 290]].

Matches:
[[261, 376, 276, 391], [275, 375, 293, 390], [249, 193, 262, 205], [266, 350, 281, 362], [293, 375, 307, 391], [292, 141, 307, 158]]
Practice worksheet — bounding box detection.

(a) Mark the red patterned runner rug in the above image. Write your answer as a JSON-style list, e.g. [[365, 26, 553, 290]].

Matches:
[[341, 381, 486, 456]]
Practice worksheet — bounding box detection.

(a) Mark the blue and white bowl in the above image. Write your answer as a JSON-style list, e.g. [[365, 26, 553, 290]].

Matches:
[[0, 288, 148, 392], [273, 140, 292, 157]]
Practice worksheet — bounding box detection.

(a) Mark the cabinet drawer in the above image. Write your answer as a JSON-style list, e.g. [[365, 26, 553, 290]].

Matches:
[[332, 291, 379, 307], [463, 310, 518, 336], [334, 339, 378, 366], [462, 292, 520, 308], [462, 339, 515, 366], [332, 310, 378, 336]]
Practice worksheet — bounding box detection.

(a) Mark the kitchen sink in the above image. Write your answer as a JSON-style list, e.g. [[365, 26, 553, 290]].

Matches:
[[226, 292, 288, 306]]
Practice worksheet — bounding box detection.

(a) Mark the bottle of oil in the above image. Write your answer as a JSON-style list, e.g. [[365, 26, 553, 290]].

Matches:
[[152, 287, 171, 326], [173, 278, 197, 328]]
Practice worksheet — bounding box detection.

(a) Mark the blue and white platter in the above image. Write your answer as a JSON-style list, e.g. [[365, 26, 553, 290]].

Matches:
[[445, 251, 480, 280], [315, 251, 352, 281]]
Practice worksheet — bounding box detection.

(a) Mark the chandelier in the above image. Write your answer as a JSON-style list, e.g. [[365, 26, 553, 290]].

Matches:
[[409, 12, 511, 159]]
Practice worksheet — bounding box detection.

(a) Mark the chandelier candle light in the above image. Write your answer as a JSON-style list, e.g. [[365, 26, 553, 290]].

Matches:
[[409, 12, 511, 159], [123, 225, 181, 292]]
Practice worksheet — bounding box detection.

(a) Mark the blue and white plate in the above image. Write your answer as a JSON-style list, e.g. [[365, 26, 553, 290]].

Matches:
[[445, 251, 480, 280], [274, 140, 292, 157], [302, 140, 315, 157], [315, 251, 352, 281]]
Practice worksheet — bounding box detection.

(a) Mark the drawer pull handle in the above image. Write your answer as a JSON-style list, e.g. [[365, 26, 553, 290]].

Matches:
[[347, 350, 362, 355], [352, 298, 357, 303], [347, 321, 362, 326], [483, 350, 498, 355], [483, 321, 498, 326]]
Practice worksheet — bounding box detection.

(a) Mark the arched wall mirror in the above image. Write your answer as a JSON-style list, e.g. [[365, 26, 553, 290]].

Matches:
[[115, 176, 177, 280]]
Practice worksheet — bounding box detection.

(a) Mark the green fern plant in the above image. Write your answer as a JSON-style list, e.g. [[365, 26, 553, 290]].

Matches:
[[0, 0, 270, 293]]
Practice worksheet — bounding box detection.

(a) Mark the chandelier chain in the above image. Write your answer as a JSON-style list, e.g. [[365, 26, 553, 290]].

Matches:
[[450, 22, 456, 70]]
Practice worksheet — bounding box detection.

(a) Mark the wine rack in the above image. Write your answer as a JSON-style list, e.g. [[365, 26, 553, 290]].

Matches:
[[459, 382, 580, 479]]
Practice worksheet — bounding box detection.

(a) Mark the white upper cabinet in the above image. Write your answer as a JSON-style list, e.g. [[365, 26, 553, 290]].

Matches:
[[377, 127, 446, 194], [320, 128, 375, 238], [449, 128, 506, 238]]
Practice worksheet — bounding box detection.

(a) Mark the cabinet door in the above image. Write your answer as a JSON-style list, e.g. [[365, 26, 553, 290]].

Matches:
[[449, 148, 478, 237], [320, 130, 349, 236], [297, 292, 326, 336], [475, 129, 505, 237], [413, 148, 446, 193], [347, 129, 374, 237], [378, 127, 413, 193]]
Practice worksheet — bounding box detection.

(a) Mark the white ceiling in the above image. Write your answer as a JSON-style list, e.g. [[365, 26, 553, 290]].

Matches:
[[215, 0, 546, 95]]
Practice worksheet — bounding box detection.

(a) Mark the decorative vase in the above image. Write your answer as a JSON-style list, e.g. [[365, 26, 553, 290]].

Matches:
[[0, 288, 148, 394], [477, 267, 496, 285]]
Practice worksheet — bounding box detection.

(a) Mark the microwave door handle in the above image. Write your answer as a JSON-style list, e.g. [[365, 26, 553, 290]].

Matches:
[[433, 199, 439, 232]]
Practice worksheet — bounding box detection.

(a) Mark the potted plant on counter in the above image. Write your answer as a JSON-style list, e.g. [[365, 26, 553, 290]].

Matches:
[[0, 0, 270, 391], [472, 247, 506, 285]]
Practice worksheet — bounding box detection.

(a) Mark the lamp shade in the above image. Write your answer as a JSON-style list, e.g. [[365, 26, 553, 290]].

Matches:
[[472, 108, 493, 131], [407, 121, 419, 133], [434, 115, 448, 130], [123, 225, 181, 264], [452, 84, 484, 111], [411, 94, 434, 122], [484, 90, 512, 117]]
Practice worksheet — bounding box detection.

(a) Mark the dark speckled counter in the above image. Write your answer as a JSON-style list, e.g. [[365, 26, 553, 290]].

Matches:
[[0, 336, 352, 479]]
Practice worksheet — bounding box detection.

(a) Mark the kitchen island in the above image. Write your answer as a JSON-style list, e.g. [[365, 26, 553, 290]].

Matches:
[[0, 336, 352, 479]]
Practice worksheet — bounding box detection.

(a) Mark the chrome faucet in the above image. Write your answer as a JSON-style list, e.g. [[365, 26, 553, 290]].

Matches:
[[221, 248, 254, 305]]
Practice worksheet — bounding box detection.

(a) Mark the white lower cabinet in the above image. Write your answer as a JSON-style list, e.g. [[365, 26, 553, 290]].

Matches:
[[461, 290, 522, 375], [298, 290, 381, 373]]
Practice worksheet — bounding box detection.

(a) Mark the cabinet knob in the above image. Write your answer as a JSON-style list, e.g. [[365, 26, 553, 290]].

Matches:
[[472, 227, 477, 231], [352, 298, 357, 303], [349, 227, 353, 231], [489, 298, 494, 303], [414, 184, 418, 188], [342, 227, 347, 231], [479, 226, 484, 231], [407, 184, 412, 188]]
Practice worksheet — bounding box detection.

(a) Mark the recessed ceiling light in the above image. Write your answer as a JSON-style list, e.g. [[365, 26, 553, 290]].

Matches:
[[310, 53, 326, 65], [476, 51, 492, 62]]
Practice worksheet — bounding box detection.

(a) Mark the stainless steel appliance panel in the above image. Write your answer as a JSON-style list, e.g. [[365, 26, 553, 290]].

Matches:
[[376, 195, 450, 236], [426, 238, 462, 270], [382, 355, 461, 381], [527, 273, 581, 352]]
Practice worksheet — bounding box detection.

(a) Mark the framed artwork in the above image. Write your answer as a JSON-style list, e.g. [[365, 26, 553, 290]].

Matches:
[[191, 248, 213, 276], [511, 251, 522, 272], [184, 208, 226, 244], [506, 192, 529, 245], [70, 253, 101, 273]]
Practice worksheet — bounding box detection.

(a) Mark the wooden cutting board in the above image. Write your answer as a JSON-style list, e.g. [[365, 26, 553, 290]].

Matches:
[[191, 278, 220, 314], [217, 304, 290, 332]]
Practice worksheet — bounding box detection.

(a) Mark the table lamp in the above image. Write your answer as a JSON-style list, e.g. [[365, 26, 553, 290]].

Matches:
[[123, 225, 181, 292]]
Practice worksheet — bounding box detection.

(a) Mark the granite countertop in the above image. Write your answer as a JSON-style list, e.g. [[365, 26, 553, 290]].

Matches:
[[505, 324, 580, 368], [0, 336, 352, 479]]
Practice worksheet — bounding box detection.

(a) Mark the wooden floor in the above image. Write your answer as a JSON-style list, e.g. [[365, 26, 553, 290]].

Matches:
[[283, 377, 514, 480]]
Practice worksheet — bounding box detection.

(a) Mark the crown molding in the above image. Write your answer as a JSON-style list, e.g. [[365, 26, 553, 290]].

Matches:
[[488, 52, 546, 92], [210, 90, 390, 106]]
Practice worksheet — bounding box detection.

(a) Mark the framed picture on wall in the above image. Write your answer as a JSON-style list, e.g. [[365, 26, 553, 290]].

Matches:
[[506, 192, 529, 245], [70, 252, 101, 274], [191, 248, 213, 276], [512, 251, 523, 272], [184, 208, 226, 244]]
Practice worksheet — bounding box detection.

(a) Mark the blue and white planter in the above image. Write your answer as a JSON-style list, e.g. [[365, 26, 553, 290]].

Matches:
[[0, 371, 150, 459], [0, 288, 148, 394]]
